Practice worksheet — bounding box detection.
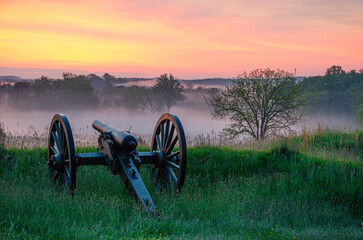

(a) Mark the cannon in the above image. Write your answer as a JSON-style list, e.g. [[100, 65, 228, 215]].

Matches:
[[47, 113, 187, 212]]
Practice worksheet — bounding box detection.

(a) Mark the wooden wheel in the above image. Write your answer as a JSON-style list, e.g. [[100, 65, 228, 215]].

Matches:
[[47, 114, 76, 192], [151, 113, 187, 191]]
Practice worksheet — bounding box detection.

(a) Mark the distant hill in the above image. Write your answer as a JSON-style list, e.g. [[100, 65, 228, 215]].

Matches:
[[0, 76, 32, 83]]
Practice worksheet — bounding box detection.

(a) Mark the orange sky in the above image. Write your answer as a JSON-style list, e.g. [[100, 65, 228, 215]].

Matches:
[[0, 0, 362, 78]]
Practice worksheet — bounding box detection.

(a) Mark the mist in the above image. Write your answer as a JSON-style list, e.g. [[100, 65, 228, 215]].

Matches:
[[1, 69, 360, 147], [0, 104, 228, 146], [0, 102, 358, 148]]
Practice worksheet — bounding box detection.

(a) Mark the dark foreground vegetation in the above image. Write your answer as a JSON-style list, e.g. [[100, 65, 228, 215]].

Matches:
[[0, 129, 362, 239]]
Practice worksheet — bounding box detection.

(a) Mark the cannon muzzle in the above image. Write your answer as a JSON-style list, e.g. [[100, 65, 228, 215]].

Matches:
[[92, 120, 137, 152]]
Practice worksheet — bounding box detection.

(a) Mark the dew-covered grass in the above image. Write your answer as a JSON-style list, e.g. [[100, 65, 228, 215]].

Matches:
[[0, 130, 362, 239]]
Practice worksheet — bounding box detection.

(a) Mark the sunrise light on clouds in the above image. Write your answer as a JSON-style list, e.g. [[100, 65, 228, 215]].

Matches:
[[0, 0, 362, 78]]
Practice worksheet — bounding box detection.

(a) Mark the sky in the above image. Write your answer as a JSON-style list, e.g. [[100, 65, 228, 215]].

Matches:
[[0, 0, 362, 79]]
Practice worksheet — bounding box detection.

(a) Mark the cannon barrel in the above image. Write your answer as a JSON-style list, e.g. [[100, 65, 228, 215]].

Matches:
[[92, 120, 137, 152]]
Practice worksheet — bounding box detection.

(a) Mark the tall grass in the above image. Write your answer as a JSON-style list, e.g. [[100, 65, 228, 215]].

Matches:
[[0, 130, 362, 239]]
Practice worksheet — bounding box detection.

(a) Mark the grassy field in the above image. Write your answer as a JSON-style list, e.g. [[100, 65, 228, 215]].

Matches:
[[0, 129, 362, 239]]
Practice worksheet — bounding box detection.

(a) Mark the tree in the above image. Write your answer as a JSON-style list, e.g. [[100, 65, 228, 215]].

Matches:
[[0, 84, 10, 108], [210, 68, 305, 141], [59, 76, 99, 109], [31, 76, 55, 109], [141, 88, 164, 113], [326, 65, 345, 76], [103, 73, 116, 81], [87, 74, 112, 89], [153, 73, 186, 112], [63, 72, 77, 79]]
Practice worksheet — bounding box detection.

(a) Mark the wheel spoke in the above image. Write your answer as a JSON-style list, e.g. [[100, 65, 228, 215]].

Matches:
[[163, 120, 170, 151], [160, 123, 164, 149], [64, 166, 70, 178], [166, 166, 177, 184], [164, 168, 172, 189], [62, 171, 67, 186], [63, 172, 68, 187], [58, 171, 64, 185], [61, 128, 67, 156], [165, 125, 175, 152], [52, 131, 61, 152], [166, 136, 178, 154], [55, 122, 63, 154], [165, 160, 180, 169], [50, 146, 59, 155], [156, 169, 163, 182], [64, 159, 70, 164], [156, 134, 162, 151], [59, 124, 68, 158], [64, 144, 69, 159], [166, 150, 180, 160]]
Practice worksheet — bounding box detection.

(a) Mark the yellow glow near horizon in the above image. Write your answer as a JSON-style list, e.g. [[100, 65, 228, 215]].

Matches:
[[0, 0, 362, 78], [0, 1, 201, 70]]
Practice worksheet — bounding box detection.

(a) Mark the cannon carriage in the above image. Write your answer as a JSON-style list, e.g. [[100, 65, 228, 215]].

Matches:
[[47, 113, 187, 212]]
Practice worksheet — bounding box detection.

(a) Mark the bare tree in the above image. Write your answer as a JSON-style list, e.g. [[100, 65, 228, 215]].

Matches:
[[142, 88, 163, 113], [210, 68, 305, 141]]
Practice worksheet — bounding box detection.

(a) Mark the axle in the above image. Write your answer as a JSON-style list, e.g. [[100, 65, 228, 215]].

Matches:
[[75, 151, 178, 168]]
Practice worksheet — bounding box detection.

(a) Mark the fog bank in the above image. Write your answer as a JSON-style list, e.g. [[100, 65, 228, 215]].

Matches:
[[0, 106, 358, 148], [0, 106, 227, 138]]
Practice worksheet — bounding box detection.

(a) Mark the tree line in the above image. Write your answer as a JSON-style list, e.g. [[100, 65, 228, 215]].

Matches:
[[301, 66, 363, 122], [0, 73, 185, 113], [0, 76, 98, 110], [0, 66, 362, 123]]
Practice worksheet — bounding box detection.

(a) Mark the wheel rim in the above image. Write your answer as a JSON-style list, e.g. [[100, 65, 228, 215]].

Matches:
[[151, 113, 187, 191], [47, 114, 76, 192]]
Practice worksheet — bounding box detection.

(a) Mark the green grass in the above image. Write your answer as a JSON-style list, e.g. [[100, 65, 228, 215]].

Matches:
[[0, 130, 362, 239]]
